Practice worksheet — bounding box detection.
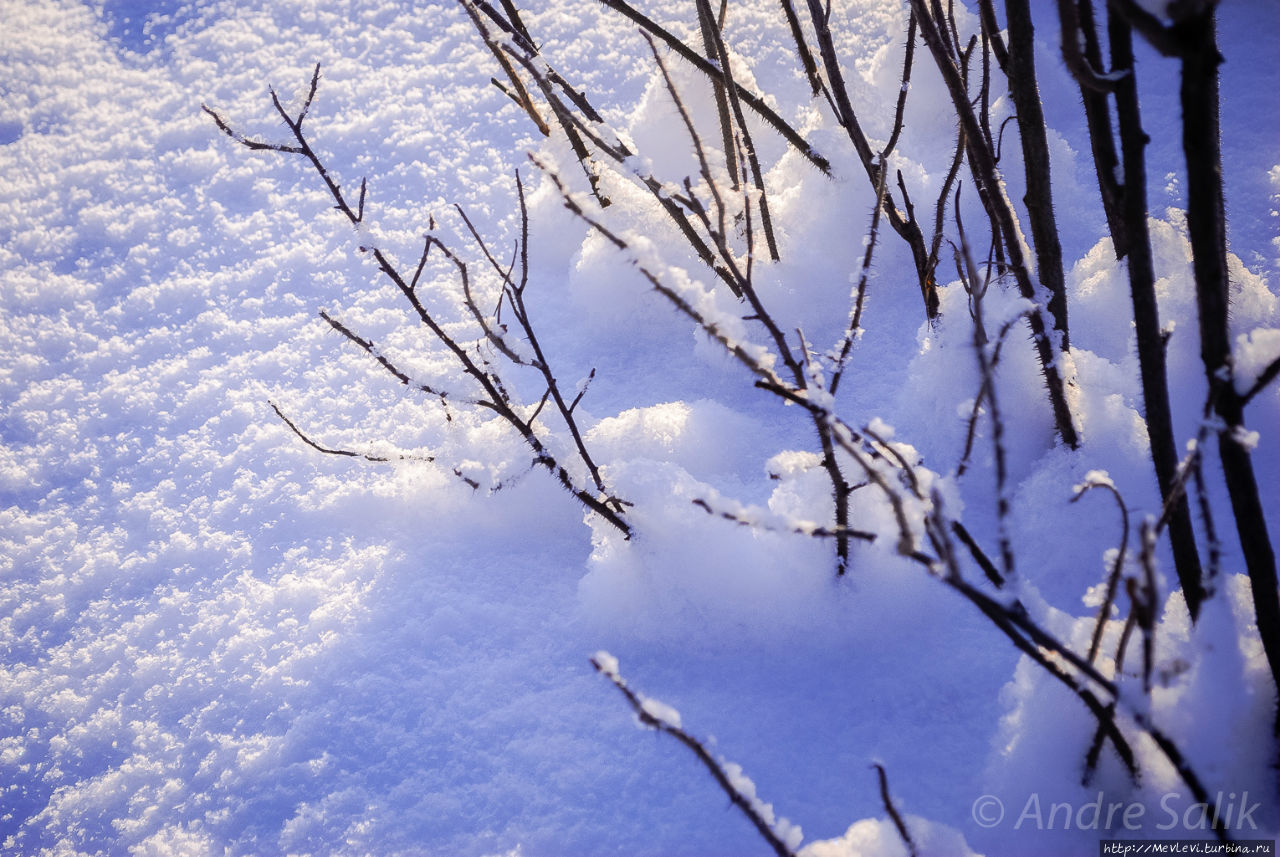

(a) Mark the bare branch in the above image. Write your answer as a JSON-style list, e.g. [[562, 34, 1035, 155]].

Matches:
[[272, 401, 391, 462], [873, 764, 919, 857], [592, 0, 832, 174], [591, 655, 800, 857], [954, 186, 1014, 580], [200, 104, 303, 154], [882, 10, 918, 160], [910, 0, 1080, 448], [830, 154, 889, 395], [1240, 352, 1280, 406], [691, 497, 876, 543], [1071, 477, 1131, 664], [319, 310, 471, 404]]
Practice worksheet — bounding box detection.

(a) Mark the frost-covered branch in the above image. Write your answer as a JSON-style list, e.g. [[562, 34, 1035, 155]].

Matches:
[[269, 401, 434, 464], [588, 0, 832, 174], [454, 172, 622, 512], [690, 496, 876, 543], [910, 0, 1081, 449], [790, 0, 939, 317], [533, 156, 861, 573], [953, 188, 1014, 580], [1059, 1, 1206, 619], [1070, 473, 1130, 665], [590, 653, 803, 857]]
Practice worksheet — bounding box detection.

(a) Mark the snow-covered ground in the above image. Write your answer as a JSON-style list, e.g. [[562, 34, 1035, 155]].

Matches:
[[2, 1, 1279, 855]]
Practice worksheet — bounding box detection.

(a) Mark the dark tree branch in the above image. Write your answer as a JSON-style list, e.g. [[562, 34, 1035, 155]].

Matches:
[[593, 0, 832, 174], [696, 0, 740, 189], [1071, 477, 1130, 664], [1002, 0, 1070, 349], [873, 764, 919, 857], [1240, 353, 1280, 405], [206, 73, 632, 538], [591, 656, 801, 857], [269, 400, 435, 463], [1062, 0, 1127, 253], [778, 0, 827, 98], [1105, 8, 1206, 618], [1139, 5, 1280, 722], [910, 0, 1080, 449]]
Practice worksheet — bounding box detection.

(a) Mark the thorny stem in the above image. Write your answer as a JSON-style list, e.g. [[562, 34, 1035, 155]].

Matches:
[[1175, 9, 1280, 728], [830, 153, 889, 396], [910, 0, 1080, 449], [1109, 2, 1280, 731], [696, 0, 740, 189], [1105, 7, 1207, 620], [1001, 0, 1070, 349]]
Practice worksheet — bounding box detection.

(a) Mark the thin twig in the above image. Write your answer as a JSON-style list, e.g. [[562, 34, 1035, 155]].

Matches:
[[591, 656, 800, 857], [269, 401, 436, 463], [873, 764, 919, 857], [1072, 478, 1131, 664]]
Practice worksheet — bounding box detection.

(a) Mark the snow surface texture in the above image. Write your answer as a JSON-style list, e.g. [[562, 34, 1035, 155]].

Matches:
[[2, 0, 1279, 855]]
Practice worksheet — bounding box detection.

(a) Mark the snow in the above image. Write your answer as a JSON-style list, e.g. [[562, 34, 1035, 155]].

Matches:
[[3, 0, 1279, 856], [1235, 327, 1280, 397]]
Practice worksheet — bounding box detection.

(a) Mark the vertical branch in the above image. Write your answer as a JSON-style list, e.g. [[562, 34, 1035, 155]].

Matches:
[[1057, 0, 1126, 253], [829, 154, 889, 395], [1002, 0, 1069, 349], [882, 10, 917, 161], [697, 2, 741, 189], [1134, 522, 1159, 697], [1110, 2, 1280, 723], [695, 0, 781, 260], [954, 188, 1014, 580], [1105, 8, 1206, 618], [910, 0, 1080, 449], [799, 0, 937, 318]]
